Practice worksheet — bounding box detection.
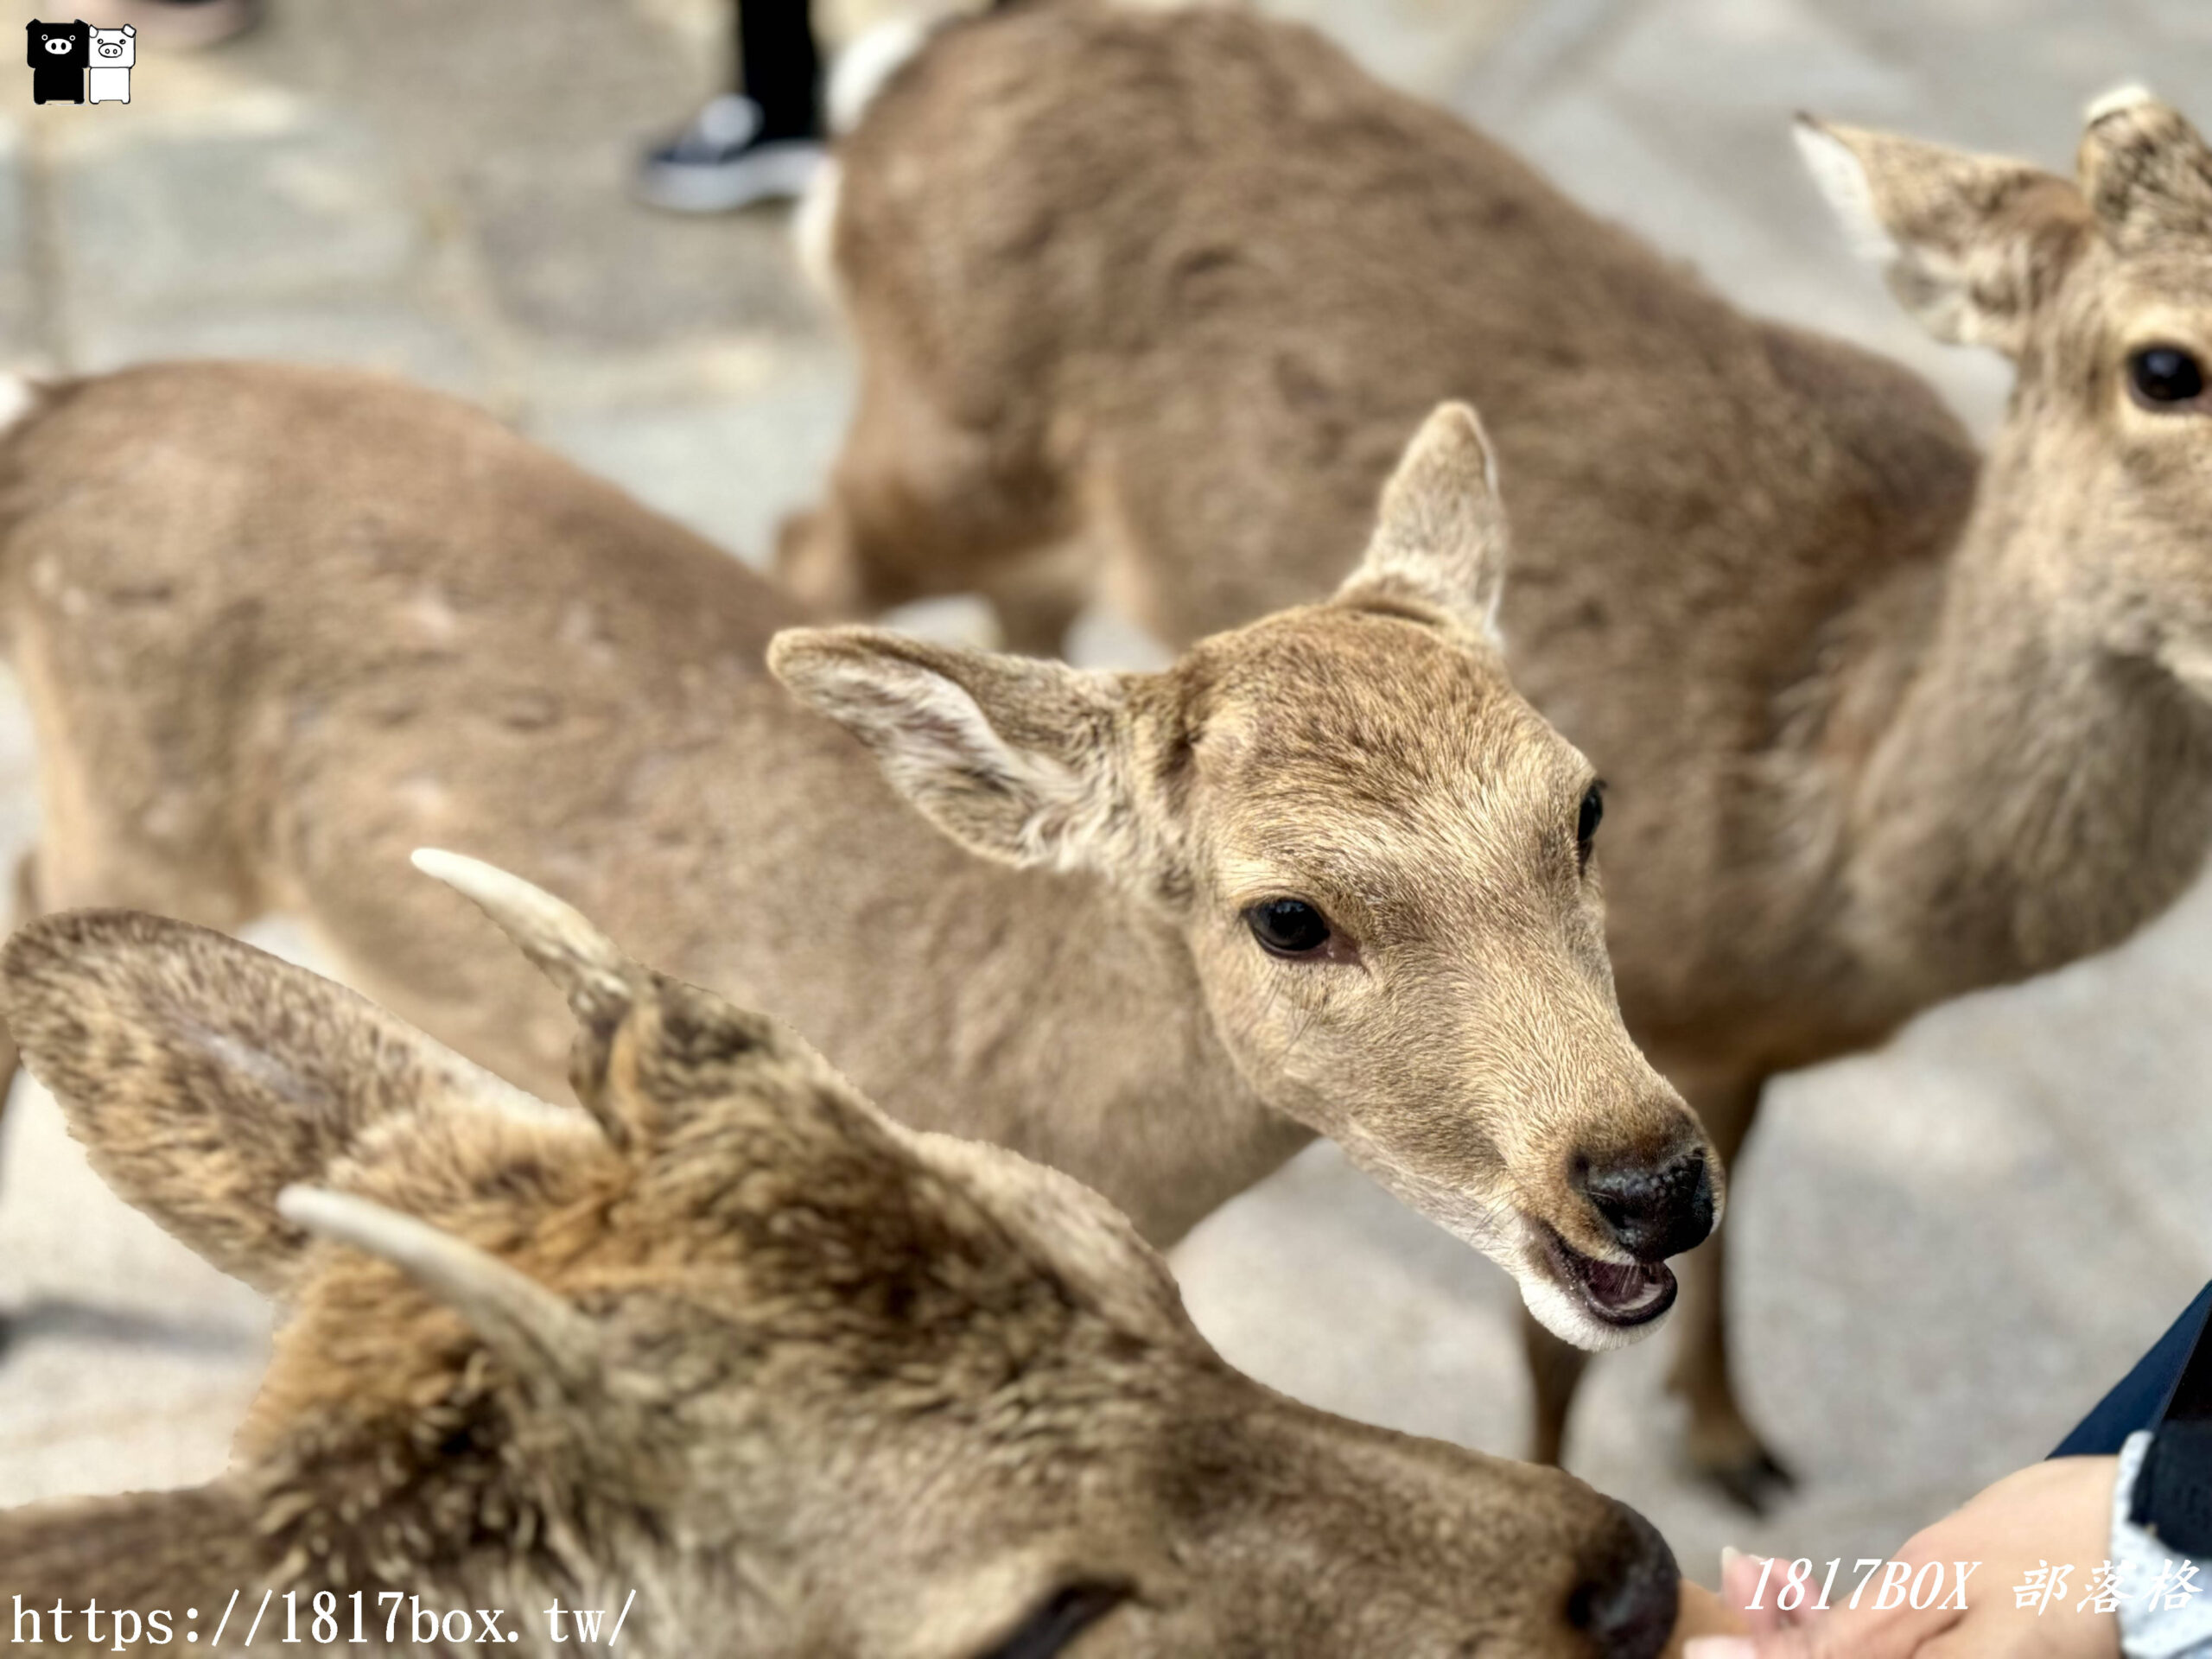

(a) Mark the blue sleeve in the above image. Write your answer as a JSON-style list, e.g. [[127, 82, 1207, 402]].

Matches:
[[2053, 1280, 2212, 1459]]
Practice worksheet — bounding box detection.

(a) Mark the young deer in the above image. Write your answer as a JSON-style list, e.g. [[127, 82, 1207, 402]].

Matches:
[[791, 3, 2212, 1507], [0, 363, 1714, 1363], [0, 855, 1685, 1656]]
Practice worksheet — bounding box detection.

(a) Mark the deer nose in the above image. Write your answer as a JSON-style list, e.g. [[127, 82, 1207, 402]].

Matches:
[[1568, 1500, 1678, 1659], [1574, 1145, 1713, 1262]]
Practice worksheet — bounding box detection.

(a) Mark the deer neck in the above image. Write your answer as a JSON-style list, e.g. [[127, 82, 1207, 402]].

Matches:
[[895, 860, 1313, 1243], [722, 837, 1307, 1247], [1840, 426, 2212, 1000]]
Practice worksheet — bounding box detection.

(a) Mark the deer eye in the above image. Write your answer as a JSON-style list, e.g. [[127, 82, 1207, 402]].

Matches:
[[1575, 781, 1605, 872], [2129, 345, 2206, 409], [1244, 898, 1332, 957], [977, 1584, 1126, 1659]]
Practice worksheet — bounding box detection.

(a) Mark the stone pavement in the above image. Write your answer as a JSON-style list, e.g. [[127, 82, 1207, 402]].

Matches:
[[1, 0, 2210, 1594]]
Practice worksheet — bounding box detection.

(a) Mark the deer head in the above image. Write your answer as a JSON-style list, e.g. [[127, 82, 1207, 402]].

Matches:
[[1798, 89, 2212, 705], [0, 854, 1681, 1656], [770, 404, 1718, 1351]]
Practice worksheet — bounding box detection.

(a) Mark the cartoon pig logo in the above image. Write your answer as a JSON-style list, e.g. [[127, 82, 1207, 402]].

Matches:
[[87, 23, 131, 105]]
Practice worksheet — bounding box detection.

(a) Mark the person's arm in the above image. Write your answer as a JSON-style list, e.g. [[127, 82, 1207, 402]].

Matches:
[[2056, 1283, 2212, 1459], [2107, 1428, 2212, 1658]]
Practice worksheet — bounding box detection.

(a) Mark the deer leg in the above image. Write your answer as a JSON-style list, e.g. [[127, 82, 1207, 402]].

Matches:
[[1522, 1313, 1592, 1466], [779, 357, 1084, 633], [987, 583, 1084, 658], [1665, 1070, 1793, 1513], [775, 492, 910, 622], [772, 372, 924, 623], [978, 535, 1098, 658]]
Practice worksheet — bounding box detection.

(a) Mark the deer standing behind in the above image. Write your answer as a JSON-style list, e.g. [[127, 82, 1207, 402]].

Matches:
[[788, 1, 2212, 1509], [0, 363, 1715, 1367], [0, 855, 1686, 1656]]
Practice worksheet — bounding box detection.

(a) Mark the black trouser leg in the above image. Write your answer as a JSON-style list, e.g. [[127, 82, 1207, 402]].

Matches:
[[734, 0, 821, 141]]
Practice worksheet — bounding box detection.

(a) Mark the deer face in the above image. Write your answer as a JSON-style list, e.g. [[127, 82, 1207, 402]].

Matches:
[[1160, 602, 1709, 1350], [0, 857, 1679, 1657], [1799, 92, 2212, 702], [772, 406, 1718, 1351]]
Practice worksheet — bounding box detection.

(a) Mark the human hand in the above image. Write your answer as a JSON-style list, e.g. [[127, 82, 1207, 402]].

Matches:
[[1683, 1457, 2121, 1659]]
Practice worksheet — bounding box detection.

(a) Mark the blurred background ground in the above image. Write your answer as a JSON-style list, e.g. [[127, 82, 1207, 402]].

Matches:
[[1, 0, 2210, 1588]]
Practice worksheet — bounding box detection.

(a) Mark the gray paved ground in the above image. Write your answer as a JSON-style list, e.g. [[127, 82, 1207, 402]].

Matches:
[[1, 0, 2209, 1592]]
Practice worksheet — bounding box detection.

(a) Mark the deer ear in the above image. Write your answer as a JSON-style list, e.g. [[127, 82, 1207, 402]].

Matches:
[[2078, 86, 2212, 254], [768, 629, 1147, 875], [1795, 114, 2088, 355], [0, 911, 559, 1296], [1336, 402, 1509, 640]]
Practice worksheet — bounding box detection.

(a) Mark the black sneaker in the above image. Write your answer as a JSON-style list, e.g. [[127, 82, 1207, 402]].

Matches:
[[635, 94, 827, 213]]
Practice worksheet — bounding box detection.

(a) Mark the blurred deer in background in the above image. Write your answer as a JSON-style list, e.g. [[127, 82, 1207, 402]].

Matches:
[[0, 856, 1684, 1656], [0, 364, 1713, 1365], [794, 0, 2212, 1508]]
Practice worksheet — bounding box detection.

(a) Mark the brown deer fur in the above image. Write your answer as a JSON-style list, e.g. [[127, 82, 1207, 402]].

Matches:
[[0, 363, 1714, 1368], [0, 860, 1685, 1656], [791, 3, 2212, 1505]]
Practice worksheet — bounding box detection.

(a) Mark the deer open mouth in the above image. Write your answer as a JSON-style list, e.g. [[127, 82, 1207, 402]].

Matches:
[[1541, 1226, 1676, 1328]]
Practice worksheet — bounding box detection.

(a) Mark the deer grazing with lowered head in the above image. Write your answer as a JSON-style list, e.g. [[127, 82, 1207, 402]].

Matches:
[[0, 362, 1715, 1373], [788, 0, 2212, 1508], [0, 855, 1690, 1656]]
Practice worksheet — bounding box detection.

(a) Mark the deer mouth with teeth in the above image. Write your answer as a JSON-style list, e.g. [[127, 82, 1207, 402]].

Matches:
[[1539, 1224, 1679, 1330], [1516, 1142, 1715, 1344]]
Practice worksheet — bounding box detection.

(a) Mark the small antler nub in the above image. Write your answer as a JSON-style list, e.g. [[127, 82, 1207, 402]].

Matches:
[[2086, 82, 2158, 125], [279, 1184, 601, 1394], [410, 849, 633, 1027]]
